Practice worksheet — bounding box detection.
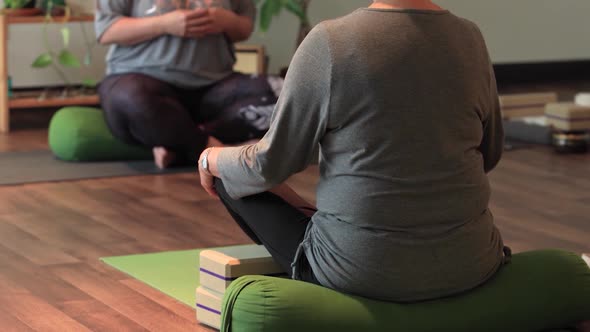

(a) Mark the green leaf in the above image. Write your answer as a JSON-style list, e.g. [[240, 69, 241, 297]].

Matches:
[[58, 49, 80, 68], [5, 0, 32, 8], [61, 27, 70, 48], [31, 53, 53, 68], [257, 0, 309, 31], [269, 0, 283, 16], [284, 0, 308, 24], [259, 0, 283, 31], [259, 1, 273, 32], [81, 78, 97, 88]]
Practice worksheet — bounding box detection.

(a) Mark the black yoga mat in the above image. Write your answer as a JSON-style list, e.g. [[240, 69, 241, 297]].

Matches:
[[0, 150, 194, 186]]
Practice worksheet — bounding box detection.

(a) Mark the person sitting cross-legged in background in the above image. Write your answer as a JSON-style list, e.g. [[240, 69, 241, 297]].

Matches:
[[198, 0, 511, 303], [95, 0, 276, 169]]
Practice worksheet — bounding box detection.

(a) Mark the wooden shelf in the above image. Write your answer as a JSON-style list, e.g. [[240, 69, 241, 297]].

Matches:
[[0, 13, 98, 132], [8, 94, 99, 109], [7, 14, 93, 24]]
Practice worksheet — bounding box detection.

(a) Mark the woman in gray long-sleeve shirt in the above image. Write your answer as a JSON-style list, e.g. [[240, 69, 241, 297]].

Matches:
[[199, 0, 509, 302]]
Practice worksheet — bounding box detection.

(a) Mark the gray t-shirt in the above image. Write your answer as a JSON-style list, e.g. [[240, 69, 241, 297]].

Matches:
[[95, 0, 256, 88], [217, 8, 505, 302]]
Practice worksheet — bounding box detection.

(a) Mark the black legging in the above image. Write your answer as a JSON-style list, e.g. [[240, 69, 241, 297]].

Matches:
[[215, 178, 320, 284], [98, 73, 211, 163], [98, 72, 276, 164]]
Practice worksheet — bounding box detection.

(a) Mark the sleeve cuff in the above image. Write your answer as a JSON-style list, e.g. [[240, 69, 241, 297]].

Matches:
[[95, 15, 124, 42], [216, 146, 247, 200]]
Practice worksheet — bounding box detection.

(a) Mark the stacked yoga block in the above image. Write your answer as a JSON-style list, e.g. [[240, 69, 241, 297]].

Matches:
[[545, 93, 590, 131], [499, 92, 558, 118], [196, 245, 284, 329]]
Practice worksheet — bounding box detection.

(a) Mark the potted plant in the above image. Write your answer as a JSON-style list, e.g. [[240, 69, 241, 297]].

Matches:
[[30, 1, 97, 99], [39, 0, 66, 16], [2, 0, 41, 16], [3, 0, 36, 8], [256, 0, 311, 50]]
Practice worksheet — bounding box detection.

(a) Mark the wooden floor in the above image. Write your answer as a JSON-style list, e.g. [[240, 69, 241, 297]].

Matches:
[[1, 96, 589, 330]]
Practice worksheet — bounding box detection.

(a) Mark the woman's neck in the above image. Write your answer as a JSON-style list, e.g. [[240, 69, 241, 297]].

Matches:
[[369, 0, 444, 11]]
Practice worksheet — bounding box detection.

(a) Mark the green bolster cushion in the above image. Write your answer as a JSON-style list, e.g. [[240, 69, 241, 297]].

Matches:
[[221, 249, 590, 332], [48, 106, 152, 161]]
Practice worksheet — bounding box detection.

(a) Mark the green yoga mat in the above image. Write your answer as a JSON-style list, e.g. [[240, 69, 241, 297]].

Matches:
[[101, 245, 252, 307]]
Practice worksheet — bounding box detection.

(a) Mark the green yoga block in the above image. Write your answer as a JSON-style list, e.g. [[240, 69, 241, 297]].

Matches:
[[49, 106, 152, 162], [221, 250, 590, 332]]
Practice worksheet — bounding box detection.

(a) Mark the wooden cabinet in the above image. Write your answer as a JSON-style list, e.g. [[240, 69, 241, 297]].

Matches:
[[0, 14, 98, 133]]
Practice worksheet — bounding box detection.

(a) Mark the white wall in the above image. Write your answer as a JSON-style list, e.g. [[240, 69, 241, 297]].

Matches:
[[437, 0, 590, 64], [5, 0, 106, 88], [66, 0, 94, 14], [7, 22, 108, 87], [246, 1, 366, 74], [6, 0, 590, 87], [252, 0, 590, 72]]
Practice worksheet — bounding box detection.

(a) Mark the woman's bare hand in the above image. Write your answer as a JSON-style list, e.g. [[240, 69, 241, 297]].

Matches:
[[202, 7, 235, 35], [160, 7, 237, 39], [161, 9, 213, 38]]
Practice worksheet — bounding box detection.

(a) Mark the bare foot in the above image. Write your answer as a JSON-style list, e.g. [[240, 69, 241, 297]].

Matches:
[[153, 147, 176, 169]]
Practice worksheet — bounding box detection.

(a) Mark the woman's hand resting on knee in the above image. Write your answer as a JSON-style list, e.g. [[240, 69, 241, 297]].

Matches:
[[198, 147, 221, 197]]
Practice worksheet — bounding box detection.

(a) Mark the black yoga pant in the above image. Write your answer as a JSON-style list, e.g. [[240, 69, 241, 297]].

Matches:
[[98, 72, 277, 164], [98, 73, 212, 164], [215, 178, 319, 283]]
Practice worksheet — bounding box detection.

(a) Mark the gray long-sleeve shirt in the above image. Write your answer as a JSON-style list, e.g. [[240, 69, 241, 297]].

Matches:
[[95, 0, 256, 88], [218, 8, 505, 302]]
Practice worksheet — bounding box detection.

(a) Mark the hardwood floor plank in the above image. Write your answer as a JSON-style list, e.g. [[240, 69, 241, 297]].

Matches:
[[119, 278, 199, 323], [0, 186, 48, 216], [0, 128, 48, 151], [0, 293, 93, 332], [58, 299, 150, 332], [9, 187, 138, 245], [0, 273, 92, 332], [31, 182, 139, 220], [1, 213, 127, 261], [0, 310, 35, 332], [0, 221, 79, 266], [90, 212, 217, 252], [141, 174, 212, 203], [50, 263, 198, 332], [492, 206, 590, 253], [0, 274, 31, 295], [140, 197, 251, 246], [0, 244, 92, 304]]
